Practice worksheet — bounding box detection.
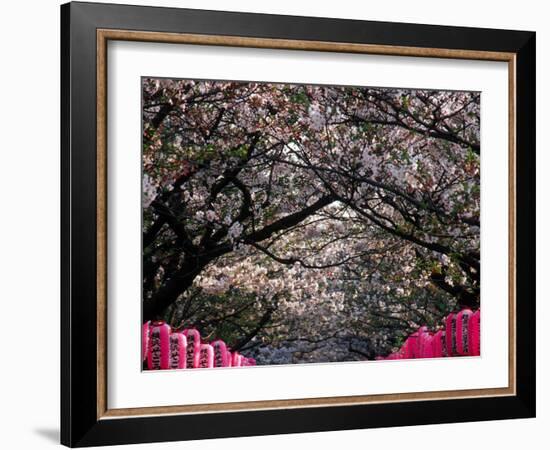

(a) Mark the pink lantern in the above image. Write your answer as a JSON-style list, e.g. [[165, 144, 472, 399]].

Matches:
[[225, 350, 233, 367], [431, 330, 446, 358], [445, 313, 458, 356], [147, 321, 171, 370], [242, 357, 256, 366], [232, 352, 243, 367], [409, 328, 427, 359], [212, 339, 229, 367], [417, 327, 434, 358], [169, 332, 187, 369], [198, 344, 214, 368], [401, 335, 416, 359], [142, 321, 150, 362], [468, 310, 481, 356], [456, 309, 474, 355], [182, 328, 201, 368]]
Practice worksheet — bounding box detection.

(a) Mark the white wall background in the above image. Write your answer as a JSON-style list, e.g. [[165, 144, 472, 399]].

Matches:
[[0, 1, 546, 448]]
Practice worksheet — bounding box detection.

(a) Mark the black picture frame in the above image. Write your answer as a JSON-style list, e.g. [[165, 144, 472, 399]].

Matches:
[[61, 1, 535, 447]]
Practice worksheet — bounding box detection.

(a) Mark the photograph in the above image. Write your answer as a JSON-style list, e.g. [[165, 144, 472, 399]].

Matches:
[[141, 78, 481, 369], [55, 1, 536, 446]]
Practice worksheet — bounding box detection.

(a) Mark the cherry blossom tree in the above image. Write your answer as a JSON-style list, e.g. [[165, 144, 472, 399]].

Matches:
[[142, 78, 479, 362]]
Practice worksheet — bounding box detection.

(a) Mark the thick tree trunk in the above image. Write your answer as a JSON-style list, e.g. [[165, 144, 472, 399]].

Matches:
[[143, 241, 234, 321], [143, 261, 205, 322], [143, 196, 335, 322]]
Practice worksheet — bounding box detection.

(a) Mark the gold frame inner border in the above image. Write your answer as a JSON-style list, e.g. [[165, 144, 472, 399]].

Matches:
[[96, 28, 517, 420]]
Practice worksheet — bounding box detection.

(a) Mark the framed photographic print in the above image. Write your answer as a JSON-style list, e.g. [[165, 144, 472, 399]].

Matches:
[[60, 1, 536, 447]]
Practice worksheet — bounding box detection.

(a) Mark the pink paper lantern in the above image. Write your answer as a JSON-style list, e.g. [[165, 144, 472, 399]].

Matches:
[[456, 309, 474, 355], [198, 344, 214, 368], [232, 352, 243, 367], [468, 310, 481, 356], [182, 328, 201, 368], [169, 332, 187, 369], [401, 335, 416, 359], [242, 357, 256, 366], [431, 330, 446, 358], [142, 321, 150, 362], [225, 350, 233, 367], [407, 327, 428, 359], [147, 321, 171, 370], [212, 339, 229, 367], [445, 313, 458, 356], [417, 327, 434, 358]]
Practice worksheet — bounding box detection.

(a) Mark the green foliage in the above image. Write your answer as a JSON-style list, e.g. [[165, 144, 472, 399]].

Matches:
[[290, 91, 310, 106]]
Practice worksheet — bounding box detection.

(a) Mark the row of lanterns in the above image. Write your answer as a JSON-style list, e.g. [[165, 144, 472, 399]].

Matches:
[[379, 309, 480, 360], [143, 308, 480, 369], [143, 321, 256, 370]]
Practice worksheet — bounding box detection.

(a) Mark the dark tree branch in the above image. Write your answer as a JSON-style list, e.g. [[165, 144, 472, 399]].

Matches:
[[231, 308, 274, 351], [244, 195, 335, 243]]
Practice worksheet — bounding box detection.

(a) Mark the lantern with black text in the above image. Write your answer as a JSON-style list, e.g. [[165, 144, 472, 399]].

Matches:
[[212, 339, 229, 367], [456, 309, 474, 355], [431, 330, 446, 358], [199, 344, 214, 368], [182, 328, 201, 368], [147, 321, 171, 370], [445, 313, 458, 356], [169, 332, 187, 369]]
